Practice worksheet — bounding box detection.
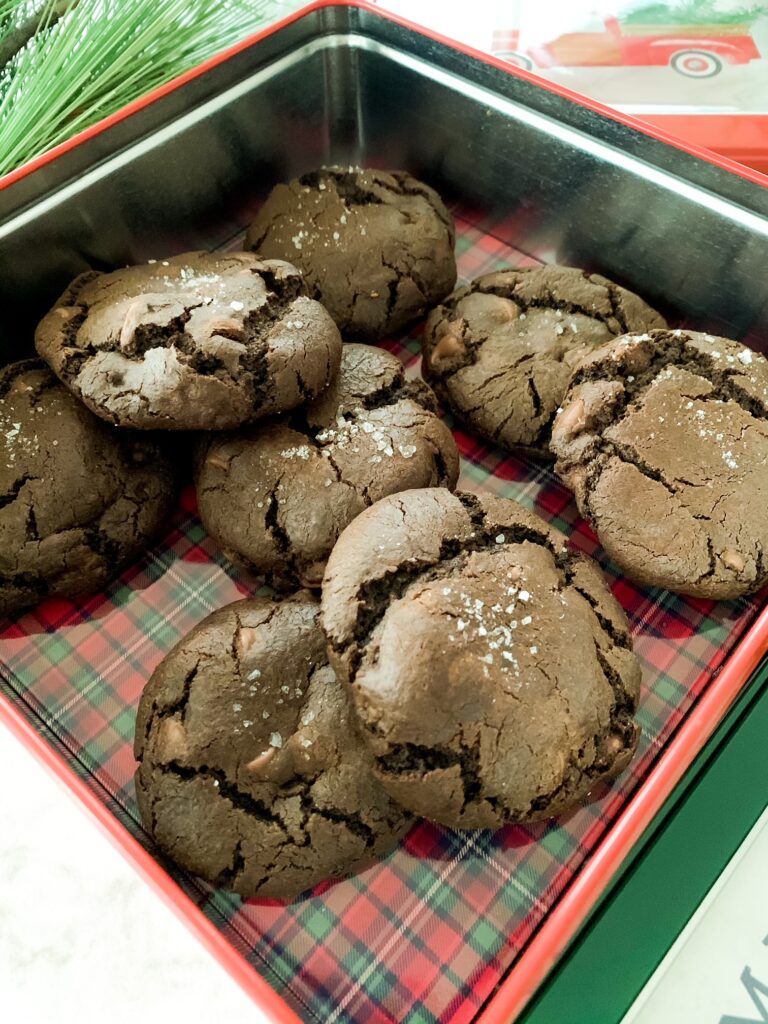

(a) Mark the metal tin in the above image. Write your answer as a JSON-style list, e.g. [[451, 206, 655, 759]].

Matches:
[[1, 3, 767, 1022]]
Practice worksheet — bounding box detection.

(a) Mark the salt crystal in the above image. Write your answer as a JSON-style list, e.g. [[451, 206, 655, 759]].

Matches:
[[495, 534, 505, 544], [480, 653, 494, 664], [457, 619, 467, 631], [247, 668, 261, 681], [518, 590, 530, 602], [230, 300, 244, 311], [555, 324, 565, 335], [243, 720, 254, 728], [262, 710, 270, 718], [333, 232, 340, 241], [398, 444, 417, 458], [232, 702, 242, 712], [521, 615, 532, 625], [570, 323, 578, 333], [627, 375, 635, 383], [281, 685, 290, 694], [280, 445, 311, 460], [301, 739, 313, 748], [269, 732, 283, 748], [530, 646, 538, 655], [738, 349, 753, 365], [301, 710, 315, 726]]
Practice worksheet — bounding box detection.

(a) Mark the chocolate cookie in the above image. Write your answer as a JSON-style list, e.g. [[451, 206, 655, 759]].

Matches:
[[35, 252, 342, 430], [134, 593, 411, 900], [321, 488, 641, 830], [245, 167, 457, 342], [422, 266, 666, 456], [0, 360, 175, 618], [551, 329, 768, 599], [196, 345, 459, 588]]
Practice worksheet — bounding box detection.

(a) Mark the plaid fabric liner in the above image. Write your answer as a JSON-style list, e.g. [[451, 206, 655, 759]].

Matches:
[[0, 204, 764, 1024]]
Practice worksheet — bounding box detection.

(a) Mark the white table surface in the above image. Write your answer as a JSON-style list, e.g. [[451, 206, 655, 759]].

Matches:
[[0, 723, 268, 1023]]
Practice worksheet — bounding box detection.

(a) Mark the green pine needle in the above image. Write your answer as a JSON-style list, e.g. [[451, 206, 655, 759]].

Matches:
[[0, 0, 286, 178]]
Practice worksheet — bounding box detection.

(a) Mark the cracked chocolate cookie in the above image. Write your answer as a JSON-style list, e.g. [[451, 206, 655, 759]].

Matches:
[[196, 345, 460, 588], [245, 167, 457, 342], [134, 592, 411, 900], [422, 265, 666, 456], [35, 252, 342, 430], [551, 329, 768, 599], [321, 488, 641, 830], [0, 360, 175, 618]]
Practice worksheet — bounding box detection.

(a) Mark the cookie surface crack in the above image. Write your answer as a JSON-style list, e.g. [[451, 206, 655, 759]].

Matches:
[[0, 474, 39, 510]]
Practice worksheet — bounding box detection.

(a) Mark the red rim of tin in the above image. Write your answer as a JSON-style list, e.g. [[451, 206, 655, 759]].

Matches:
[[1, 4, 767, 1021]]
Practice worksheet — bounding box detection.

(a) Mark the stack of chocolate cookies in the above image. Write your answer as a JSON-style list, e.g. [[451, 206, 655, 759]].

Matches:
[[6, 164, 766, 902]]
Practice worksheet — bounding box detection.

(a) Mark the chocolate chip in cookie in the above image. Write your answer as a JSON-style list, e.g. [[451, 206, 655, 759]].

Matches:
[[245, 167, 457, 342], [551, 328, 768, 598], [321, 488, 641, 830], [35, 252, 342, 430], [0, 360, 175, 618], [195, 344, 459, 588], [134, 593, 412, 900], [422, 265, 665, 457]]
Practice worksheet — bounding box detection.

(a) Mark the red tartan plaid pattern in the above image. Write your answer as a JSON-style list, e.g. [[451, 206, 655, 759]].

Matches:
[[0, 205, 763, 1024]]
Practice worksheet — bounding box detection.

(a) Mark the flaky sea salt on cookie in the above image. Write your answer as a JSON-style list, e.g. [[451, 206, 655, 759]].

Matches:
[[551, 328, 768, 599], [35, 252, 341, 430]]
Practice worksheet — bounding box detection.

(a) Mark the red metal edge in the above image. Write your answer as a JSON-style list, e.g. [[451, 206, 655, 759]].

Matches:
[[2, 3, 768, 1022], [477, 601, 768, 1024], [4, 0, 768, 193], [0, 691, 303, 1024], [642, 115, 768, 175]]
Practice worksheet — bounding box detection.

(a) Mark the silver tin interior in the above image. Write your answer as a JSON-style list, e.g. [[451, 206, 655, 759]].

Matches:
[[1, 5, 767, 362]]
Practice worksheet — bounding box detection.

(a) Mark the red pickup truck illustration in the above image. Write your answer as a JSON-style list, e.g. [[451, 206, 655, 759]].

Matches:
[[493, 14, 761, 78]]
